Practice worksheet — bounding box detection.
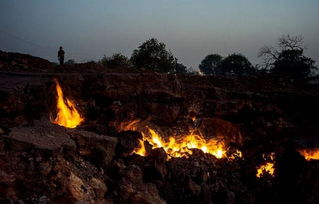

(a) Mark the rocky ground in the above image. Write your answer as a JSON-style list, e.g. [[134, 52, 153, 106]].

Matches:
[[1, 50, 319, 203]]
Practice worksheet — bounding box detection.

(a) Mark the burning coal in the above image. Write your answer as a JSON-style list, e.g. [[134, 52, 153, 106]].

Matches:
[[131, 126, 241, 160], [298, 148, 319, 161], [50, 79, 84, 128], [256, 153, 275, 178]]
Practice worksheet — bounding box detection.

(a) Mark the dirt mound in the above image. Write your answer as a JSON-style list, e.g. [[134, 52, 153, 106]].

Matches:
[[1, 52, 319, 203]]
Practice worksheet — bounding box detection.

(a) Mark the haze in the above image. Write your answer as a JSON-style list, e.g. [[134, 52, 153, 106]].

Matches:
[[1, 0, 319, 69]]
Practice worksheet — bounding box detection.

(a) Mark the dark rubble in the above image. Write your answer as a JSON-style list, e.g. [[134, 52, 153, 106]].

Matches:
[[1, 51, 319, 203]]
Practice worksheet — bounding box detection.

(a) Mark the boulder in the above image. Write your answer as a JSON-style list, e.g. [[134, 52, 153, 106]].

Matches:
[[67, 129, 118, 166]]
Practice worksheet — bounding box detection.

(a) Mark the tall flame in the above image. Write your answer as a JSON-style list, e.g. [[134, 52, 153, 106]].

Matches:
[[132, 127, 237, 160], [256, 153, 275, 178], [51, 79, 84, 128], [298, 148, 319, 161]]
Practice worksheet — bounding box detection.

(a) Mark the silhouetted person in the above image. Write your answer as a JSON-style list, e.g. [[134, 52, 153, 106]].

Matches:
[[58, 46, 65, 65]]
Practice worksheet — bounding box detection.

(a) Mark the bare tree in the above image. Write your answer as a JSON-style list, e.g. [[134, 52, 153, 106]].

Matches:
[[258, 46, 279, 69], [278, 34, 305, 51], [259, 34, 317, 78], [258, 34, 306, 69]]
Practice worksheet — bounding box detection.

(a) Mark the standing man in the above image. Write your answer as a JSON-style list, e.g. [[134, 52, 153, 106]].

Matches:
[[58, 46, 65, 65]]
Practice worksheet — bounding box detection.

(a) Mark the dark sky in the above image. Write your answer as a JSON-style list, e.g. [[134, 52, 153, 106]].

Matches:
[[1, 0, 319, 70]]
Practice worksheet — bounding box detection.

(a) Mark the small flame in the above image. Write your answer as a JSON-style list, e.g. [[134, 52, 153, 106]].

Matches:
[[298, 148, 319, 161], [256, 162, 275, 178], [229, 150, 243, 160], [132, 127, 240, 160], [51, 79, 84, 128], [256, 153, 275, 178], [133, 139, 147, 156]]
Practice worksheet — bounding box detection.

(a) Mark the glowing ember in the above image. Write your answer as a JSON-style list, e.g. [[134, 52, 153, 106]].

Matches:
[[298, 148, 319, 161], [132, 127, 237, 160], [256, 153, 275, 178], [51, 79, 84, 128], [118, 120, 140, 132]]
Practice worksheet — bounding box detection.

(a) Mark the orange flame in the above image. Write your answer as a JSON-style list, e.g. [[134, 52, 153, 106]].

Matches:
[[298, 148, 319, 161], [132, 139, 147, 156], [132, 127, 241, 160], [51, 79, 84, 128], [256, 153, 275, 178]]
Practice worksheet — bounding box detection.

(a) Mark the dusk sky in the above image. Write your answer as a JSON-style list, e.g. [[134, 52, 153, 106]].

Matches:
[[1, 0, 319, 70]]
